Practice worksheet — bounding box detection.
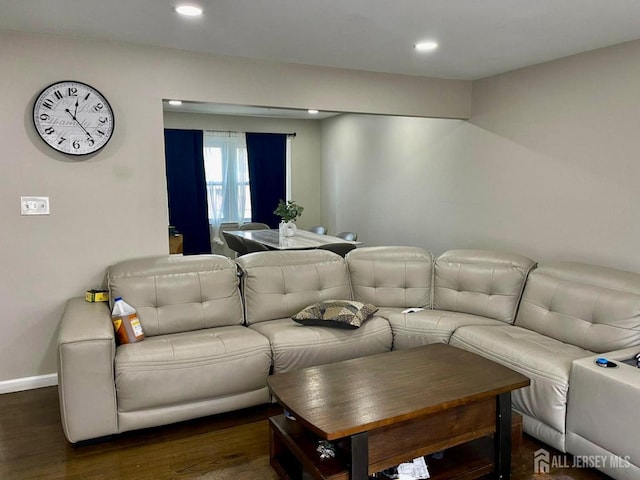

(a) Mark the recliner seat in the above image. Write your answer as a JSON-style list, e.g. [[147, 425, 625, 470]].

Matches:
[[58, 255, 272, 443], [389, 249, 536, 348], [236, 250, 393, 374], [451, 262, 640, 453]]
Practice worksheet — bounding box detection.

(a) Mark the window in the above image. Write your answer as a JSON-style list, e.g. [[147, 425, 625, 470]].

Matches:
[[203, 132, 251, 224]]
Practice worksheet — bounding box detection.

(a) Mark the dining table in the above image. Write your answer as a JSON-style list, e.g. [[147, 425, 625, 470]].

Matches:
[[225, 229, 361, 250]]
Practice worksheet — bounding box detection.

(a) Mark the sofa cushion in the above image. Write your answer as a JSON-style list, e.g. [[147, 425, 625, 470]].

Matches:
[[249, 317, 392, 374], [236, 250, 352, 325], [450, 324, 593, 448], [389, 310, 507, 349], [115, 325, 271, 412], [434, 249, 536, 323], [515, 262, 640, 352], [347, 246, 433, 308], [292, 300, 378, 329], [375, 306, 410, 321], [107, 255, 243, 336]]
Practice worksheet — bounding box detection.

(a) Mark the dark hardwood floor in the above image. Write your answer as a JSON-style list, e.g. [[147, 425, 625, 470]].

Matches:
[[0, 386, 610, 480]]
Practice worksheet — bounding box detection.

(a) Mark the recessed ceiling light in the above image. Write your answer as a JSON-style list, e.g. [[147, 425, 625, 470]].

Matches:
[[168, 100, 183, 106], [175, 4, 203, 16], [415, 41, 438, 52], [308, 109, 319, 114]]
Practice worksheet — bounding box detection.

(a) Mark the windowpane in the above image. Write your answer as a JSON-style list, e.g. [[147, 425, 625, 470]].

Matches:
[[203, 147, 223, 183], [203, 134, 251, 224], [236, 148, 249, 182], [243, 184, 251, 220], [205, 183, 223, 221]]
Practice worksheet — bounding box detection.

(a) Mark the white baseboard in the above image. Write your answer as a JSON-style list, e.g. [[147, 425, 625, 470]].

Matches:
[[0, 373, 58, 394]]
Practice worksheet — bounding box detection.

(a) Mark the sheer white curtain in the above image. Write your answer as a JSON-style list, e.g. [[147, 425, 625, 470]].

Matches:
[[203, 131, 251, 246]]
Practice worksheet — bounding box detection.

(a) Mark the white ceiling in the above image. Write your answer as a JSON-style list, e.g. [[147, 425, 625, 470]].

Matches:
[[2, 0, 640, 80]]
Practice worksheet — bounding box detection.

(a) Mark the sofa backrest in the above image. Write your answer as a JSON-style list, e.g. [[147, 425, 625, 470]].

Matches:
[[346, 246, 433, 308], [236, 250, 351, 325], [515, 262, 640, 352], [107, 255, 243, 336], [434, 249, 537, 323]]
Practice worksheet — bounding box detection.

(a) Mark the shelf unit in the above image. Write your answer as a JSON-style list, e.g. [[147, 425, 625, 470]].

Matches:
[[269, 413, 522, 480]]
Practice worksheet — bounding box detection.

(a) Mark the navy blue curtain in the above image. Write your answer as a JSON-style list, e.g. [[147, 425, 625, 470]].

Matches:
[[245, 133, 286, 228], [164, 129, 211, 255]]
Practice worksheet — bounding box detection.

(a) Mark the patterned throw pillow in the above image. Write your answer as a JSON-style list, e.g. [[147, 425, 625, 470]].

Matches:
[[292, 300, 379, 329]]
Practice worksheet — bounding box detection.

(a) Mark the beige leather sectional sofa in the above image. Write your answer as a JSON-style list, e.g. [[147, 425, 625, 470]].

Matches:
[[57, 247, 640, 479]]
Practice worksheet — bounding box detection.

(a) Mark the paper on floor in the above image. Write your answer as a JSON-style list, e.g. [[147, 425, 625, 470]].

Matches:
[[397, 456, 430, 479]]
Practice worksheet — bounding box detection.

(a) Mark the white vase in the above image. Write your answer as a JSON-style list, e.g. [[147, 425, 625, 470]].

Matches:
[[279, 221, 297, 237]]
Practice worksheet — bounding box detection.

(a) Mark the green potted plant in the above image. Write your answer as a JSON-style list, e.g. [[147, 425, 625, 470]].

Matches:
[[274, 199, 304, 237]]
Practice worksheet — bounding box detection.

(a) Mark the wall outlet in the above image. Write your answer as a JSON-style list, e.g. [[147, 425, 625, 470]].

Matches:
[[21, 196, 50, 215]]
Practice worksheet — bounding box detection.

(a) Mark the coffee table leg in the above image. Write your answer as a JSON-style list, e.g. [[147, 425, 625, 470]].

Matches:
[[350, 431, 369, 480], [494, 392, 512, 480]]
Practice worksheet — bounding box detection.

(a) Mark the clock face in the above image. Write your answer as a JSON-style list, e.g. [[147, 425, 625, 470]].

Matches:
[[33, 80, 115, 156]]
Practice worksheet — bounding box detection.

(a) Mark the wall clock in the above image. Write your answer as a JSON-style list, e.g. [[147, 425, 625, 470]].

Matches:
[[32, 80, 115, 156]]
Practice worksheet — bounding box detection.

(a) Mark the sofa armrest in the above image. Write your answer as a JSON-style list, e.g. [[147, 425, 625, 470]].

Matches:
[[567, 351, 640, 471], [599, 346, 640, 363], [57, 298, 118, 443]]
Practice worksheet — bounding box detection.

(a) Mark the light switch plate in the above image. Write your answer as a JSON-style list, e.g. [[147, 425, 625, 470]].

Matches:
[[21, 196, 50, 215]]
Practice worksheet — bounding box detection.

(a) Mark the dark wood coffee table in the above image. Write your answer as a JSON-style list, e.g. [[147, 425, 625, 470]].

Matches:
[[267, 343, 530, 480]]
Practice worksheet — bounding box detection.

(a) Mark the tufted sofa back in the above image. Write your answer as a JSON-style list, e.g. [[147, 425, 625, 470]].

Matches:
[[515, 262, 640, 352], [107, 255, 243, 336], [236, 250, 351, 325], [434, 249, 537, 323], [346, 246, 433, 308]]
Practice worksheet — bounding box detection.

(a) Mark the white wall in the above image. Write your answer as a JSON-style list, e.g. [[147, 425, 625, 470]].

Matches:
[[321, 114, 470, 249], [321, 39, 640, 272], [163, 112, 323, 229], [0, 29, 469, 384], [469, 39, 640, 271]]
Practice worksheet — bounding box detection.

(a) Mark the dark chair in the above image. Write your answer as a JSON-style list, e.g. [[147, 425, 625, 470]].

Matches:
[[308, 225, 327, 235], [243, 237, 270, 253], [336, 231, 358, 241], [316, 243, 357, 257], [239, 222, 270, 231], [222, 231, 248, 257]]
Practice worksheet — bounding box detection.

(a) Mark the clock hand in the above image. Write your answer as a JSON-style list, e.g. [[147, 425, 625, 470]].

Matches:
[[73, 98, 79, 118], [65, 108, 94, 140]]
